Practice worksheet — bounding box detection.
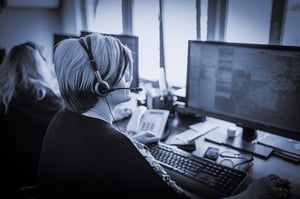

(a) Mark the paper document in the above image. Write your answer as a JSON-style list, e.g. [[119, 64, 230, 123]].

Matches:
[[189, 121, 219, 133], [258, 134, 300, 156], [175, 121, 219, 142]]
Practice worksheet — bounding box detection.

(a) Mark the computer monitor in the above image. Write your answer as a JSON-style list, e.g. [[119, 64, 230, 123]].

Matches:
[[186, 40, 300, 142], [53, 33, 80, 49], [81, 31, 139, 90], [53, 33, 80, 60]]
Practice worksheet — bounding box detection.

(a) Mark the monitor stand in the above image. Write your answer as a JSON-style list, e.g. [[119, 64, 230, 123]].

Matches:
[[241, 127, 257, 141], [205, 127, 273, 159]]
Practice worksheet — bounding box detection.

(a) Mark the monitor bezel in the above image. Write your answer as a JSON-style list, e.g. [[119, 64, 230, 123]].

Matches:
[[53, 33, 80, 47], [186, 40, 300, 141]]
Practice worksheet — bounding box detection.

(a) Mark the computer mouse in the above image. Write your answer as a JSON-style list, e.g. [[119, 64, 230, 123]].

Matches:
[[175, 142, 196, 152]]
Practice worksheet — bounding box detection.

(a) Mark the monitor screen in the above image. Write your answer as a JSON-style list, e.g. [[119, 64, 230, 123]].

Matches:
[[81, 31, 139, 90], [186, 40, 300, 141], [53, 33, 80, 48]]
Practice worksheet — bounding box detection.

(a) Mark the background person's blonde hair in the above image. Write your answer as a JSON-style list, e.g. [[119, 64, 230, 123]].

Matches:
[[54, 33, 133, 113], [0, 42, 57, 113]]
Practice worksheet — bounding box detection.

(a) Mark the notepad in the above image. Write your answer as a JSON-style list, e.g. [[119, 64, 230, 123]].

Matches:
[[257, 134, 300, 156], [189, 121, 219, 133], [175, 121, 219, 142], [205, 131, 273, 158]]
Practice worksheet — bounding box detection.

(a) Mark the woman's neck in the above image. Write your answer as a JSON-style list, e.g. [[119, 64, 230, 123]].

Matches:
[[82, 101, 114, 124]]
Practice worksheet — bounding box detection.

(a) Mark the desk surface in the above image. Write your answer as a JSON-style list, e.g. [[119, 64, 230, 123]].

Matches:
[[116, 112, 300, 199]]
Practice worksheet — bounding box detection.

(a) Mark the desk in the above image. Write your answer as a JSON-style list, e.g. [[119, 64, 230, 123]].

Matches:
[[116, 112, 300, 199], [166, 113, 300, 199]]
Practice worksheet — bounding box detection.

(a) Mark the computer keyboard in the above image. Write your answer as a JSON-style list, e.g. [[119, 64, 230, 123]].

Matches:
[[149, 143, 247, 199]]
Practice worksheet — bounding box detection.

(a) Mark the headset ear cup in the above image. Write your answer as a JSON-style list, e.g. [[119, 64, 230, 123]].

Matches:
[[94, 80, 110, 97]]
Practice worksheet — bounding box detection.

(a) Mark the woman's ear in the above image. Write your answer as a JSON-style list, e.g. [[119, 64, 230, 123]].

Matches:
[[124, 69, 131, 84]]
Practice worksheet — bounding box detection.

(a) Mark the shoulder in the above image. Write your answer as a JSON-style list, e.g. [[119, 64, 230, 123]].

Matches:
[[42, 88, 64, 109], [13, 86, 63, 110]]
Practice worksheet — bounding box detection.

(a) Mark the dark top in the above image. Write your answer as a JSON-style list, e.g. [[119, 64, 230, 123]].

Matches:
[[37, 110, 186, 199], [0, 88, 63, 195], [0, 88, 63, 133]]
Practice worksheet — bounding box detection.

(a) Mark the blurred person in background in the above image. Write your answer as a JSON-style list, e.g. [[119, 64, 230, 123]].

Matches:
[[0, 41, 64, 197]]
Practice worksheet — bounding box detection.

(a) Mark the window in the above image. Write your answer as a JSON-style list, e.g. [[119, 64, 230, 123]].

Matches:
[[91, 0, 122, 34], [133, 0, 160, 82], [89, 0, 296, 89], [225, 0, 272, 44], [164, 0, 196, 87], [90, 0, 203, 88], [282, 0, 300, 46], [133, 0, 197, 87]]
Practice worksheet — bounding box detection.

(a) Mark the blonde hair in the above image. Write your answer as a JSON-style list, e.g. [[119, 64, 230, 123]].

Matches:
[[54, 33, 133, 113], [0, 42, 53, 113]]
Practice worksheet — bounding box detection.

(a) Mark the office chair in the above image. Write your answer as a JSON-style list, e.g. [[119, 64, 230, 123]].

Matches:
[[0, 130, 42, 199], [18, 185, 37, 199]]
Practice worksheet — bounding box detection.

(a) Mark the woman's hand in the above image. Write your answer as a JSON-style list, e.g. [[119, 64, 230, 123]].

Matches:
[[248, 174, 291, 199], [226, 174, 291, 199], [132, 131, 160, 145]]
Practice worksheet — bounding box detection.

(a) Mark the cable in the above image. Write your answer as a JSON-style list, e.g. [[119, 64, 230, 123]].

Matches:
[[104, 96, 122, 132], [219, 151, 254, 170]]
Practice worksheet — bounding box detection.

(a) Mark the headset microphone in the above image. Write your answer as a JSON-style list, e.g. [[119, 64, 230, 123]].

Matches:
[[106, 87, 143, 93], [129, 87, 143, 92]]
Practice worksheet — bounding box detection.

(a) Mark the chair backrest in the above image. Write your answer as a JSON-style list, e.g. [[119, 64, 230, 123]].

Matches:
[[0, 130, 43, 196], [18, 185, 37, 199]]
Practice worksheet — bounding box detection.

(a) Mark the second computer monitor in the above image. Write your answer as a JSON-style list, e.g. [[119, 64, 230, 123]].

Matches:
[[53, 33, 80, 48]]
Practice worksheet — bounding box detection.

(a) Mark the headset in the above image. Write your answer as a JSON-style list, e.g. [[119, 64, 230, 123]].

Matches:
[[79, 35, 142, 97]]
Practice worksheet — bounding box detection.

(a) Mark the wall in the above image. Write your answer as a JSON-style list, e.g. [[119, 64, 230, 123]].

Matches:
[[61, 0, 84, 34], [0, 7, 62, 62]]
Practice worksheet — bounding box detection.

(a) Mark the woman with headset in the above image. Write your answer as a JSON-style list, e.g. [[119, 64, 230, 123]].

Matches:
[[37, 33, 291, 199]]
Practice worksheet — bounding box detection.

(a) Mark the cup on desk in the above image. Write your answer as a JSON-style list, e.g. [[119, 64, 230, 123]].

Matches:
[[227, 126, 237, 138]]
